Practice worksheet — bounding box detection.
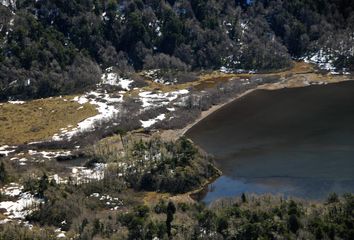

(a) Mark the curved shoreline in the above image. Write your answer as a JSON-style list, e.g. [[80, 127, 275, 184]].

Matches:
[[181, 77, 354, 202], [178, 76, 353, 138], [181, 88, 257, 136]]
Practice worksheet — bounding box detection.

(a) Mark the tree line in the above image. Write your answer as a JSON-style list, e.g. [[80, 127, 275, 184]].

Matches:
[[0, 0, 353, 100]]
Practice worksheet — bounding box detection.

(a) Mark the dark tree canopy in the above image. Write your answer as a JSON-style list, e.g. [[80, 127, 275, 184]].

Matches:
[[0, 0, 353, 100]]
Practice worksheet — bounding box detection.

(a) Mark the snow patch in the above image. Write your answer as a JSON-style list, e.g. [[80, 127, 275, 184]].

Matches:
[[138, 89, 189, 108], [56, 232, 66, 238], [90, 193, 123, 210], [69, 163, 106, 184], [0, 183, 43, 223], [305, 49, 336, 71], [304, 49, 352, 74], [148, 20, 161, 37], [140, 113, 166, 128], [53, 91, 123, 141], [28, 150, 72, 159], [0, 145, 16, 156], [240, 21, 248, 35], [8, 100, 25, 104], [101, 68, 133, 90]]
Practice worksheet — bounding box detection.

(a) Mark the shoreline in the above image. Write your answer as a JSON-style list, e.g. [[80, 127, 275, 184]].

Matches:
[[176, 76, 354, 202], [174, 75, 354, 139], [180, 88, 257, 137], [178, 76, 353, 203]]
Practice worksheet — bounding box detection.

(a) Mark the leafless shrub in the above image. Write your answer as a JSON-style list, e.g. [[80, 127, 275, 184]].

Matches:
[[100, 84, 125, 93], [155, 76, 277, 129], [139, 106, 167, 121], [159, 71, 198, 84], [129, 74, 148, 88], [250, 75, 281, 84], [143, 53, 189, 71], [154, 108, 201, 129], [175, 71, 198, 83]]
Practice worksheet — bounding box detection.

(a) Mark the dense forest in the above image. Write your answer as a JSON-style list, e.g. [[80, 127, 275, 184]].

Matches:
[[1, 185, 353, 239], [1, 136, 353, 239], [0, 0, 353, 100]]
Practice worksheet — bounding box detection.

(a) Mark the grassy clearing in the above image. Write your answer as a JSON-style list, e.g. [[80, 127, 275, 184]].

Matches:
[[0, 96, 97, 145]]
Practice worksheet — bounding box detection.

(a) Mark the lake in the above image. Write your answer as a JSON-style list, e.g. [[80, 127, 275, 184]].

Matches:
[[186, 81, 354, 203]]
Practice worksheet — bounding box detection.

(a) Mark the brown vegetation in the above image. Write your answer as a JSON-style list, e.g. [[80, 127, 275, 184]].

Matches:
[[0, 97, 97, 145]]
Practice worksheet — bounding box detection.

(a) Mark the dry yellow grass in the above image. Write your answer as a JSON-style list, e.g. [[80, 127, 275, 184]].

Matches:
[[0, 96, 97, 145], [143, 192, 171, 206]]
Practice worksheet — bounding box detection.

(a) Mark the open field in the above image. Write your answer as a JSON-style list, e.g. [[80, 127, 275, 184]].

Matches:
[[0, 97, 97, 145]]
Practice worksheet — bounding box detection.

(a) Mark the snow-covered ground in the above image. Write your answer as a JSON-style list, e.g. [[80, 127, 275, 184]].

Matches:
[[220, 66, 254, 74], [56, 229, 66, 238], [137, 89, 189, 128], [90, 193, 123, 210], [51, 69, 189, 138], [220, 54, 256, 74], [6, 150, 74, 167], [53, 90, 123, 141], [9, 157, 27, 166], [69, 163, 106, 184], [142, 69, 177, 85], [52, 68, 139, 140], [140, 113, 166, 128], [138, 89, 189, 109], [0, 145, 16, 156], [46, 163, 106, 185], [305, 49, 351, 75], [0, 164, 108, 233], [7, 100, 25, 104], [305, 49, 336, 72], [0, 183, 43, 224], [101, 68, 133, 91], [28, 150, 72, 159], [142, 69, 160, 79]]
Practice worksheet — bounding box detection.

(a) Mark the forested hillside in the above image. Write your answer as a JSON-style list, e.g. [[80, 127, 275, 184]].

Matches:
[[0, 0, 353, 100]]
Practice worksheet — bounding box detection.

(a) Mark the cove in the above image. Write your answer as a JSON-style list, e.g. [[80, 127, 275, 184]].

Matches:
[[186, 80, 354, 203]]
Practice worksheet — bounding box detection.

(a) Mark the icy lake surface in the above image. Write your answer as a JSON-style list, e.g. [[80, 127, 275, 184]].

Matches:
[[187, 80, 354, 203]]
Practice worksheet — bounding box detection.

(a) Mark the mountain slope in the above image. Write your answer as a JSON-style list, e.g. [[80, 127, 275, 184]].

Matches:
[[0, 0, 353, 100]]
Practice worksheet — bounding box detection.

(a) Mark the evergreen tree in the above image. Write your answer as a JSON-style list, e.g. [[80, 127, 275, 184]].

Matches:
[[0, 161, 8, 184], [241, 193, 247, 203], [166, 201, 176, 237], [0, 0, 353, 101], [38, 173, 49, 198]]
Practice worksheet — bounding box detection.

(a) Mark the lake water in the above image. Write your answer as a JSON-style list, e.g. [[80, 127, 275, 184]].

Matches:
[[186, 81, 354, 203]]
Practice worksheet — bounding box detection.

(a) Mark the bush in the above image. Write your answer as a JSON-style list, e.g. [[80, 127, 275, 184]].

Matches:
[[0, 161, 8, 184]]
